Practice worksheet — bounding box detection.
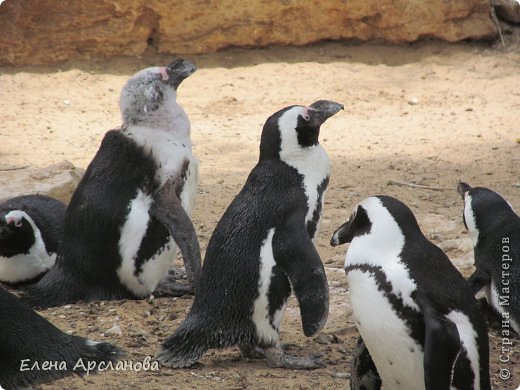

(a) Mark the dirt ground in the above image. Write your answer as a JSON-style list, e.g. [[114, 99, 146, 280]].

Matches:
[[1, 34, 519, 389]]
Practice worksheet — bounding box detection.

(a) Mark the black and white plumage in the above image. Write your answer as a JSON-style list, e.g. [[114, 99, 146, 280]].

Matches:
[[458, 182, 520, 335], [0, 195, 65, 286], [0, 286, 121, 389], [23, 59, 201, 308], [157, 100, 343, 369], [331, 195, 491, 390]]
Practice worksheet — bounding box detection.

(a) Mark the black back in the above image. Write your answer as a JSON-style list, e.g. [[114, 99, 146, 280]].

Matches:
[[0, 195, 65, 257], [467, 187, 520, 328], [23, 130, 170, 307], [189, 158, 308, 345], [0, 286, 121, 389]]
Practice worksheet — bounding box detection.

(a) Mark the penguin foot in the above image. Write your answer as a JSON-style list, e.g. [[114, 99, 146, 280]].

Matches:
[[264, 346, 325, 370], [281, 343, 301, 351], [239, 344, 265, 359], [153, 281, 194, 297], [167, 267, 188, 280]]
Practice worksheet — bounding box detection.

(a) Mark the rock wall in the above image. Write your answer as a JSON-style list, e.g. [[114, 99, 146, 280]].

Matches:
[[0, 0, 496, 66]]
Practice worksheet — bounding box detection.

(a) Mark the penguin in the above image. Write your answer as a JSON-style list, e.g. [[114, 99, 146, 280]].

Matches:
[[23, 58, 201, 309], [0, 286, 121, 389], [330, 195, 491, 390], [156, 100, 343, 369], [457, 182, 520, 335], [0, 194, 66, 286]]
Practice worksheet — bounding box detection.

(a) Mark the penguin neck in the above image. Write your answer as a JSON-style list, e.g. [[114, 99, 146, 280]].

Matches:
[[279, 144, 330, 180], [123, 99, 191, 140], [345, 210, 419, 311]]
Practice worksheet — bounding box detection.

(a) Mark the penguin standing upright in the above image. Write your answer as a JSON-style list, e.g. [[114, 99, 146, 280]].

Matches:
[[0, 286, 121, 389], [0, 194, 66, 286], [458, 182, 520, 335], [23, 59, 201, 308], [331, 195, 491, 390], [157, 100, 343, 369]]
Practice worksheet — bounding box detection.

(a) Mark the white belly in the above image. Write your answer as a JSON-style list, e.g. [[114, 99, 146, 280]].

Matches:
[[252, 228, 287, 345], [116, 158, 198, 297], [348, 270, 425, 390]]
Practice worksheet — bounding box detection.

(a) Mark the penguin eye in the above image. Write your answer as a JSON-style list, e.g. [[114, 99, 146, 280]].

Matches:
[[14, 220, 22, 227]]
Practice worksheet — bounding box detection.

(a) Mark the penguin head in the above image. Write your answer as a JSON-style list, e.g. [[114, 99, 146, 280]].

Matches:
[[259, 100, 343, 161], [457, 182, 517, 246], [119, 58, 196, 125], [0, 210, 36, 257], [331, 195, 422, 247]]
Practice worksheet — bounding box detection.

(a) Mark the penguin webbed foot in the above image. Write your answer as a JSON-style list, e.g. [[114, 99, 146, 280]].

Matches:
[[152, 280, 194, 298], [239, 344, 265, 359], [264, 345, 325, 370]]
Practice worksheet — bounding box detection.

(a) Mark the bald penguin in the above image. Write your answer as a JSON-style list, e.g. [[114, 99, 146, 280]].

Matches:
[[0, 195, 65, 286], [157, 100, 343, 369], [23, 59, 201, 308], [0, 286, 121, 388], [331, 196, 490, 390], [458, 182, 520, 335]]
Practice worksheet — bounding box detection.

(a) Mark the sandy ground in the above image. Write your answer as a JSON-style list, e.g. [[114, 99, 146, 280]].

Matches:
[[0, 35, 519, 389]]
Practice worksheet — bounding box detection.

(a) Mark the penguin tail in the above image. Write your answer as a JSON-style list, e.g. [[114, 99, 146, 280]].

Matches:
[[156, 316, 210, 368]]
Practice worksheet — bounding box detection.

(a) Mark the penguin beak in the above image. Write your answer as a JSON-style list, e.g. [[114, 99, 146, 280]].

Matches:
[[308, 100, 344, 127], [166, 58, 197, 89], [457, 182, 472, 200], [330, 219, 355, 246]]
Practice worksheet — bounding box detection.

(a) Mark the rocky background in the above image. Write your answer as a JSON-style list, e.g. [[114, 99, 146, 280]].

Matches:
[[1, 0, 519, 389], [0, 0, 497, 66]]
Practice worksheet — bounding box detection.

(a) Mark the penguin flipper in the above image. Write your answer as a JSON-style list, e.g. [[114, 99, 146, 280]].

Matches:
[[467, 267, 491, 295], [151, 175, 201, 290], [273, 213, 329, 337], [350, 336, 382, 390], [415, 290, 461, 390]]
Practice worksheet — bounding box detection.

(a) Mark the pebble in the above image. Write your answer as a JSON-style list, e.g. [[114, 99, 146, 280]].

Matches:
[[408, 97, 419, 105], [331, 372, 350, 378], [106, 323, 122, 336]]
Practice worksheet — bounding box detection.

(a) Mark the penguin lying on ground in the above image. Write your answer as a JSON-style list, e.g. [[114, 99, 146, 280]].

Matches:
[[23, 59, 201, 309], [157, 100, 343, 369], [0, 286, 121, 389], [0, 195, 65, 286], [458, 182, 520, 336], [331, 195, 491, 390]]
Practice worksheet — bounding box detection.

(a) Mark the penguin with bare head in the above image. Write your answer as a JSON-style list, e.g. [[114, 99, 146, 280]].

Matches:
[[331, 195, 491, 390], [157, 100, 343, 369], [23, 59, 201, 308], [458, 182, 520, 335]]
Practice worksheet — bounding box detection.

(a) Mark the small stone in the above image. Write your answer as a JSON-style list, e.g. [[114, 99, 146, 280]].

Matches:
[[63, 99, 71, 105], [106, 323, 122, 336], [408, 97, 419, 105]]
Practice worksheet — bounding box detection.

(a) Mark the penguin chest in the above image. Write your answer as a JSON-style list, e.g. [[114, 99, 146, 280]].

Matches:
[[116, 171, 197, 298], [288, 146, 330, 241], [117, 129, 199, 297], [251, 228, 289, 345], [347, 269, 425, 390], [488, 280, 520, 334]]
